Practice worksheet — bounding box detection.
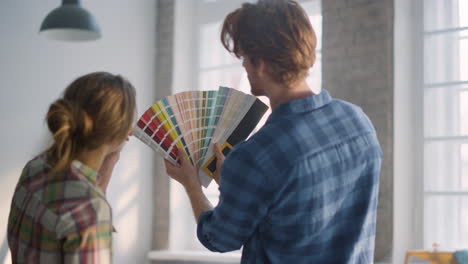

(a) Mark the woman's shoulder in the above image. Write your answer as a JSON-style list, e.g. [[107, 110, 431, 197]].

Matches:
[[18, 153, 49, 184], [19, 153, 110, 213]]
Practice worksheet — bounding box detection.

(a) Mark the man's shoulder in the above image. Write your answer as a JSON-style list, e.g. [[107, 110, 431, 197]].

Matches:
[[325, 99, 377, 135], [229, 97, 378, 159]]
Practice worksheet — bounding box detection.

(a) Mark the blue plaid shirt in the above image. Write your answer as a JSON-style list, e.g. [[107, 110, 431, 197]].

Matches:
[[197, 90, 382, 264]]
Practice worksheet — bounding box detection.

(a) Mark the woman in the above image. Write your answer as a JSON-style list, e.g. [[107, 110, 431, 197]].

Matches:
[[7, 72, 136, 263]]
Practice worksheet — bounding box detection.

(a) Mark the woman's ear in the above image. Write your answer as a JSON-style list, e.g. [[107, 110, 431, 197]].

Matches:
[[127, 129, 134, 141]]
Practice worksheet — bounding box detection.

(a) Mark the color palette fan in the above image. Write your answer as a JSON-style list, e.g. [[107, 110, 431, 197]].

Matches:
[[134, 87, 269, 187]]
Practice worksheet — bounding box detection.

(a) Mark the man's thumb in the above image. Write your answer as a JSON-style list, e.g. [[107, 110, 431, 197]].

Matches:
[[214, 143, 224, 159]]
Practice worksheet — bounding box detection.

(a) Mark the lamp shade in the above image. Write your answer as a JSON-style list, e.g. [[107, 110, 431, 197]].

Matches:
[[39, 0, 101, 41]]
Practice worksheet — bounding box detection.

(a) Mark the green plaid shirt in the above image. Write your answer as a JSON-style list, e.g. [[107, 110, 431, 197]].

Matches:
[[8, 154, 114, 263]]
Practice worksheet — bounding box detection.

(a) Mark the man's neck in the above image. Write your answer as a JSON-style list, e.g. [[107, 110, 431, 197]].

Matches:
[[267, 80, 315, 109]]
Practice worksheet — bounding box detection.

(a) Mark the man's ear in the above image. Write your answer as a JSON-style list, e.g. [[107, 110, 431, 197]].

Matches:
[[256, 59, 268, 78]]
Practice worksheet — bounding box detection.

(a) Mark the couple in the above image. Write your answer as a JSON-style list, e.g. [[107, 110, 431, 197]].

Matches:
[[7, 0, 382, 263]]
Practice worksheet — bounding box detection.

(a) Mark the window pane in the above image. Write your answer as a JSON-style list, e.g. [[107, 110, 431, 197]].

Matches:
[[461, 0, 468, 29], [199, 67, 248, 91], [303, 0, 322, 50], [199, 22, 239, 69], [461, 91, 468, 135], [424, 86, 468, 137], [424, 0, 468, 31], [308, 52, 322, 94], [204, 182, 219, 206], [424, 29, 468, 84], [462, 144, 468, 190], [424, 195, 468, 249], [461, 32, 468, 80], [425, 140, 468, 191]]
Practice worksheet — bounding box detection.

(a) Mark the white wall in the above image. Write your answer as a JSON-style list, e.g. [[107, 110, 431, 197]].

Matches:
[[169, 0, 197, 251], [393, 0, 424, 263], [0, 1, 156, 263]]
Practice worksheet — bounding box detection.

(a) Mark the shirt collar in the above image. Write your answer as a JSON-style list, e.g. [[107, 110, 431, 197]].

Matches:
[[71, 160, 99, 185], [267, 89, 333, 123], [70, 160, 115, 231]]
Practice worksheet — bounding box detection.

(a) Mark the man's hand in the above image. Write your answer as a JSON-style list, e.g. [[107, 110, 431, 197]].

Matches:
[[164, 152, 201, 190], [212, 143, 226, 185], [164, 152, 213, 221]]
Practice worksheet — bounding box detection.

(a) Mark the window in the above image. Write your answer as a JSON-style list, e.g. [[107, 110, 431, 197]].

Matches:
[[423, 0, 468, 249], [170, 0, 322, 252]]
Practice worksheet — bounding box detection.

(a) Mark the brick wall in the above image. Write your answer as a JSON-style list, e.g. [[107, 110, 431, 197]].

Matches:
[[322, 0, 394, 262]]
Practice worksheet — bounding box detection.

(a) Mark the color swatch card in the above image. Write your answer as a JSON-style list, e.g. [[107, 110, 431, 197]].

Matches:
[[134, 87, 269, 187]]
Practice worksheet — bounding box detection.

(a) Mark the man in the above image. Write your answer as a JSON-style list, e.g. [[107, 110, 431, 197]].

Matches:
[[165, 0, 383, 263]]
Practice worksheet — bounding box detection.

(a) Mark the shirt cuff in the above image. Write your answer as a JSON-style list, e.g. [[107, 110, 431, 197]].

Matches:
[[197, 210, 221, 252]]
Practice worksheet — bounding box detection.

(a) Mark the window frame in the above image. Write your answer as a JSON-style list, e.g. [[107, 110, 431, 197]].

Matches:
[[422, 0, 468, 249]]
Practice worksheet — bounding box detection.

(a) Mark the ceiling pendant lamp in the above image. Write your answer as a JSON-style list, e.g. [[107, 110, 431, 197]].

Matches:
[[39, 0, 101, 42]]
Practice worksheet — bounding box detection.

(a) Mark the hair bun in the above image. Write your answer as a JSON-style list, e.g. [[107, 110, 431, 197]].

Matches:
[[47, 99, 75, 140], [47, 99, 93, 143]]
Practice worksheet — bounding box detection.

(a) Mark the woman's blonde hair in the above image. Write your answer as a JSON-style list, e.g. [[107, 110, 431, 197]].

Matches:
[[46, 72, 136, 174]]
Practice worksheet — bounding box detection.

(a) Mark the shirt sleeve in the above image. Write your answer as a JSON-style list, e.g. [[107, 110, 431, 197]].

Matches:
[[57, 198, 113, 264], [197, 145, 272, 252]]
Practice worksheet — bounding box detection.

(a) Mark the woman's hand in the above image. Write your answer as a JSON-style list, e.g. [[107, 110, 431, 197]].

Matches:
[[98, 149, 121, 193]]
